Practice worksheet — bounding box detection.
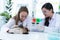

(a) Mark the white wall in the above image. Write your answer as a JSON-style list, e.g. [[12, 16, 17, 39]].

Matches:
[[11, 0, 59, 18], [0, 0, 5, 13]]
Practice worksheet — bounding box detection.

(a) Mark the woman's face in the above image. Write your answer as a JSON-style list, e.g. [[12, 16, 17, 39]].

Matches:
[[42, 8, 52, 18], [20, 11, 28, 21]]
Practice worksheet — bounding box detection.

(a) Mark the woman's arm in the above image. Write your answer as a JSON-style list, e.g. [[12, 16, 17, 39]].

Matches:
[[1, 18, 15, 33]]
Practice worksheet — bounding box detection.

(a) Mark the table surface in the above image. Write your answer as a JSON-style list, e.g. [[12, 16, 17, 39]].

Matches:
[[0, 32, 60, 40]]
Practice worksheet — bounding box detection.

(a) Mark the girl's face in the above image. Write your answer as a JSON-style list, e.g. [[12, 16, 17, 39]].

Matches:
[[20, 11, 28, 21], [42, 8, 52, 18]]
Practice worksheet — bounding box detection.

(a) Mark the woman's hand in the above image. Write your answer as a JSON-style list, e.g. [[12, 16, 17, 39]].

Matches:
[[12, 25, 18, 28], [37, 26, 45, 32]]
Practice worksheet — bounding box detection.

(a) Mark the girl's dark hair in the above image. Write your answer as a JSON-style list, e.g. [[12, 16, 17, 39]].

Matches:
[[42, 3, 54, 13], [13, 6, 29, 25]]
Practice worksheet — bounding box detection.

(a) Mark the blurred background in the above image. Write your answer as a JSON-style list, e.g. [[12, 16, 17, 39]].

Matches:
[[0, 0, 60, 31]]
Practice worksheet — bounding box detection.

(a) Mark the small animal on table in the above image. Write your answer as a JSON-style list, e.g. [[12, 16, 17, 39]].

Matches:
[[7, 24, 29, 34]]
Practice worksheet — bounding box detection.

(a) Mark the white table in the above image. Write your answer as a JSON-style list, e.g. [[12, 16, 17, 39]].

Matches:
[[0, 32, 60, 40]]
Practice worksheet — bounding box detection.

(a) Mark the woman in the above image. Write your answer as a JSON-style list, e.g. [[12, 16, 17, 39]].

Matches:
[[1, 6, 32, 34], [40, 3, 60, 33]]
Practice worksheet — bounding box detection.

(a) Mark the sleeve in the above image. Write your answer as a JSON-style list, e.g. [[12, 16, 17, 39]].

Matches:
[[25, 16, 33, 31], [45, 14, 60, 33], [55, 15, 60, 33], [1, 18, 15, 33]]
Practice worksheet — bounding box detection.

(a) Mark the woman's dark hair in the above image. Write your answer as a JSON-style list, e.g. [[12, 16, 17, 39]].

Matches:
[[41, 3, 54, 13], [13, 6, 29, 25], [44, 17, 51, 26]]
